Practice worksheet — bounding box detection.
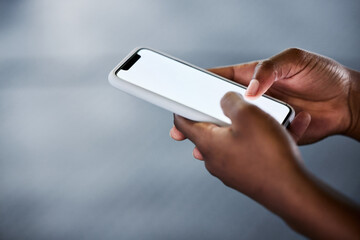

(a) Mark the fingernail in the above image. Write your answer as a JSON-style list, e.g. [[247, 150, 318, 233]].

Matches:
[[245, 79, 259, 96], [169, 126, 175, 138]]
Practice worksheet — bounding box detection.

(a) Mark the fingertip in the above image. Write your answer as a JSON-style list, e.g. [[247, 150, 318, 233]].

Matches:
[[193, 147, 204, 160], [170, 125, 186, 141], [245, 79, 259, 97], [221, 91, 244, 107], [244, 94, 260, 101]]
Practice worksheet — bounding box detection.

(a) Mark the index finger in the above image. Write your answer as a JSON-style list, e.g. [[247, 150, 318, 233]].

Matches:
[[208, 61, 259, 86]]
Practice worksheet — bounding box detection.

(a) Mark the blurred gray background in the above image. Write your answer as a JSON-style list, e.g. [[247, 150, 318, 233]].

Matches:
[[1, 0, 359, 239]]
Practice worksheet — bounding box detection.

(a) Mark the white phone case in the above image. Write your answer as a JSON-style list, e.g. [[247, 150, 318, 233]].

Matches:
[[108, 47, 294, 127]]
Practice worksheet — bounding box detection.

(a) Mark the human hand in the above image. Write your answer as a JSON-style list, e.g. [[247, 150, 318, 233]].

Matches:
[[207, 48, 360, 144], [173, 92, 360, 239], [173, 92, 305, 198]]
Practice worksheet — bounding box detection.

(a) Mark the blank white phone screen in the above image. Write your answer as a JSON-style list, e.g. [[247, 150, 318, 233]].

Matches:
[[117, 49, 291, 125]]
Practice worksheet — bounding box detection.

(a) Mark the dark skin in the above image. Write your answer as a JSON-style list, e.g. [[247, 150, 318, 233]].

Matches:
[[170, 48, 360, 239]]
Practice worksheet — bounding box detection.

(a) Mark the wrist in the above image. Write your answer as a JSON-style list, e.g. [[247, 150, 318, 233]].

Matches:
[[249, 161, 310, 220], [266, 168, 360, 239], [345, 68, 360, 141]]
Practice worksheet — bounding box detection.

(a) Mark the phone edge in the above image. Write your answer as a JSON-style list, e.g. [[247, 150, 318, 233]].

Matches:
[[109, 47, 295, 127]]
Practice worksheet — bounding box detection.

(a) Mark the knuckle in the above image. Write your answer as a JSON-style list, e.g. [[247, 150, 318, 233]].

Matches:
[[205, 161, 233, 188], [256, 59, 275, 71], [284, 47, 307, 58], [204, 160, 224, 177], [194, 124, 216, 151], [204, 162, 216, 176], [202, 125, 215, 142]]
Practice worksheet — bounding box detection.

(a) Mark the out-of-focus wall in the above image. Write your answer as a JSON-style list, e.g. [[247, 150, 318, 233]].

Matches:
[[0, 1, 359, 239]]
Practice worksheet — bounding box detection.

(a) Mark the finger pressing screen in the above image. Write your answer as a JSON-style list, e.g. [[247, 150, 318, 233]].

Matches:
[[208, 61, 258, 86], [246, 60, 278, 99]]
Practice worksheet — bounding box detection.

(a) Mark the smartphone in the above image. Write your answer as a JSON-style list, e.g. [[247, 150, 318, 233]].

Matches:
[[108, 47, 294, 126]]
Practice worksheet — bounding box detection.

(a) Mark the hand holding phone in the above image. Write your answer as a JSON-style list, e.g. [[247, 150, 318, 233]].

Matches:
[[108, 47, 294, 126]]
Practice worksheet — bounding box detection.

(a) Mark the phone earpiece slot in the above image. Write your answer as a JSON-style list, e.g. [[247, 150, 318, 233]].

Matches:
[[120, 53, 141, 71]]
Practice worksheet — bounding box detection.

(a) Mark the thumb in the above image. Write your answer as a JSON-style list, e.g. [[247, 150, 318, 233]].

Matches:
[[220, 92, 252, 132], [245, 59, 280, 99], [245, 48, 308, 99]]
